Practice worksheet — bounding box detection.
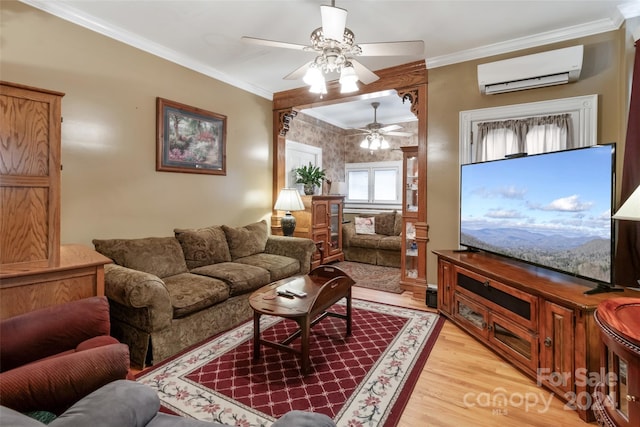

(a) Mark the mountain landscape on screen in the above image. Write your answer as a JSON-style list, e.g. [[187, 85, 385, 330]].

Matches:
[[460, 145, 614, 284]]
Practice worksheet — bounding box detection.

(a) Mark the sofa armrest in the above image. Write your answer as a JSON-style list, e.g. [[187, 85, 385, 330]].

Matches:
[[0, 296, 111, 371], [264, 236, 315, 275], [104, 264, 173, 331], [342, 222, 356, 248], [0, 344, 130, 415], [49, 380, 158, 427]]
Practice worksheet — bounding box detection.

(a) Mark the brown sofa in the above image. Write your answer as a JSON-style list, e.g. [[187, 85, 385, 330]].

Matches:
[[342, 211, 403, 268], [93, 220, 315, 369]]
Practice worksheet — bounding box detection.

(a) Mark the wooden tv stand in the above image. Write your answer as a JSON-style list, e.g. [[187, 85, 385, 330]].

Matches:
[[433, 249, 640, 422]]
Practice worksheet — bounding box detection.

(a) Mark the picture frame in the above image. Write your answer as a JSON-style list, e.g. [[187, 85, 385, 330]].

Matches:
[[156, 97, 226, 175]]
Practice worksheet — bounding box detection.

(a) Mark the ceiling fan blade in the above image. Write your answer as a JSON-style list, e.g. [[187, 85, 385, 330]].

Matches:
[[321, 5, 347, 41], [350, 59, 379, 85], [380, 124, 402, 132], [359, 40, 425, 56], [283, 61, 313, 80], [241, 36, 309, 51], [386, 131, 413, 137]]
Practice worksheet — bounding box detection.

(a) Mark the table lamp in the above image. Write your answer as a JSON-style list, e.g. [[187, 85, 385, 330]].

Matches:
[[613, 184, 640, 290], [613, 185, 640, 221], [274, 188, 305, 236], [330, 181, 347, 195]]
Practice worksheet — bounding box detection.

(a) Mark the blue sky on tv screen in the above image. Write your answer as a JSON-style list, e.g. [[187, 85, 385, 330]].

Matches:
[[461, 146, 613, 240]]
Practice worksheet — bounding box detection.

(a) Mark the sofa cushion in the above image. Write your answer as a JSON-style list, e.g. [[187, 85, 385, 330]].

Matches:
[[354, 216, 375, 234], [191, 262, 270, 296], [162, 273, 230, 318], [222, 220, 268, 259], [174, 225, 232, 269], [374, 212, 396, 236], [235, 253, 300, 281], [393, 211, 403, 236], [379, 235, 402, 251], [93, 237, 188, 279], [348, 234, 381, 249]]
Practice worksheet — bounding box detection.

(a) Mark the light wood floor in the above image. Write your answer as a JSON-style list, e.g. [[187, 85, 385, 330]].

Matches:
[[353, 287, 592, 427]]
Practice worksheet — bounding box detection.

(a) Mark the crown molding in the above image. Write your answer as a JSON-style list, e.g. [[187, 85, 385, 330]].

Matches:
[[426, 15, 625, 69], [19, 0, 274, 100]]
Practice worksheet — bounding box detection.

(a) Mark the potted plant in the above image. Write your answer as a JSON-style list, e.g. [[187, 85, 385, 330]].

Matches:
[[295, 163, 326, 195]]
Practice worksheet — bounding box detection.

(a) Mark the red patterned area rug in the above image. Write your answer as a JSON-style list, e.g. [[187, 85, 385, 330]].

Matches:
[[137, 299, 443, 427], [332, 261, 402, 294]]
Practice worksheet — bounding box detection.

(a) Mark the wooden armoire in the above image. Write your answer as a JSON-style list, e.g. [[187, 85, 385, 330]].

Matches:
[[0, 81, 110, 319]]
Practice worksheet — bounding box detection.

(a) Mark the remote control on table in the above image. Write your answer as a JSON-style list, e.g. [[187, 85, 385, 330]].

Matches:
[[276, 289, 295, 298], [285, 288, 307, 298]]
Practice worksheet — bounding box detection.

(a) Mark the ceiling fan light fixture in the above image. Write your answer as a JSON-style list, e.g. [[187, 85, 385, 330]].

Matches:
[[360, 138, 370, 149], [340, 79, 359, 93], [380, 137, 390, 149], [303, 64, 324, 86], [339, 63, 357, 81], [309, 78, 327, 94], [339, 63, 358, 93]]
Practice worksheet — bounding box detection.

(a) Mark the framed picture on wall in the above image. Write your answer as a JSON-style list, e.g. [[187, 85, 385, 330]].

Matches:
[[156, 97, 226, 175]]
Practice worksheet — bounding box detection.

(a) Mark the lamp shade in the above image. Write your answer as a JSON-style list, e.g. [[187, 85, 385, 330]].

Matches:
[[274, 188, 305, 212], [613, 185, 640, 221], [330, 181, 347, 195], [339, 64, 359, 93], [303, 65, 323, 86], [310, 81, 327, 94]]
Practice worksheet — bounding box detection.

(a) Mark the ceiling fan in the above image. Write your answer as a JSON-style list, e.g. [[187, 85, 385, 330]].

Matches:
[[354, 102, 412, 150], [241, 1, 424, 93]]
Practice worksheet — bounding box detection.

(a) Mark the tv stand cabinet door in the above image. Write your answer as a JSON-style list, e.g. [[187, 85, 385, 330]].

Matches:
[[539, 300, 575, 397], [453, 292, 490, 340], [437, 259, 453, 315]]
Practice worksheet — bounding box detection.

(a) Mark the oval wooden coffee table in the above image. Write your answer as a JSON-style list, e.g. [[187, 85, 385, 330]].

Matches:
[[249, 265, 355, 374]]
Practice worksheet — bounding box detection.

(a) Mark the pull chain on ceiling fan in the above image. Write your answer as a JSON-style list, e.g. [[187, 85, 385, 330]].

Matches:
[[242, 1, 424, 94]]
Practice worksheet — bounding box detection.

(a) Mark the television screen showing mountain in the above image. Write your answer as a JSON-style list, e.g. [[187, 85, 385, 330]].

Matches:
[[460, 144, 614, 284]]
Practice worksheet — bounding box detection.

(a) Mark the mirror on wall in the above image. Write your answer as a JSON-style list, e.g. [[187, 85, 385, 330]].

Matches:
[[284, 90, 418, 195]]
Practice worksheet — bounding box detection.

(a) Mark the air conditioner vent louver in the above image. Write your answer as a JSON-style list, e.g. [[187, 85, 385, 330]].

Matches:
[[478, 45, 583, 95]]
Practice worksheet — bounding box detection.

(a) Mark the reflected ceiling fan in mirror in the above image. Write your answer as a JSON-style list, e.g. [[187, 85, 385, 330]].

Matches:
[[354, 102, 412, 150], [242, 1, 424, 94]]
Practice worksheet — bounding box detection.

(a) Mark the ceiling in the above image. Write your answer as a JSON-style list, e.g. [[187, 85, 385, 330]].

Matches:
[[22, 0, 640, 129]]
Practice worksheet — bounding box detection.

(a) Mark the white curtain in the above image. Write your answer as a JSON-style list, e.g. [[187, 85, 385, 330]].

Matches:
[[474, 114, 573, 162]]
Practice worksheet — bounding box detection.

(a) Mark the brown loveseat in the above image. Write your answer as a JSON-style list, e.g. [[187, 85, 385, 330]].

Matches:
[[93, 220, 315, 369], [342, 211, 403, 268]]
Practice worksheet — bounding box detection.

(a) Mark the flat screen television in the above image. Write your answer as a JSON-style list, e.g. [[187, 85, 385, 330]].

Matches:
[[460, 144, 616, 290]]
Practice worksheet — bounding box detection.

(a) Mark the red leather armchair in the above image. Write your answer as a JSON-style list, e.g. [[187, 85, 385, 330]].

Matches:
[[0, 296, 131, 415]]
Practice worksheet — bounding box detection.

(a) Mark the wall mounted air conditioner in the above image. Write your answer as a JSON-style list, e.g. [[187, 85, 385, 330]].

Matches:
[[478, 45, 583, 95]]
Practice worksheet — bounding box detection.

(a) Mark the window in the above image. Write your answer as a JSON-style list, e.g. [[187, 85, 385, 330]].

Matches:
[[345, 161, 402, 209], [459, 94, 598, 164]]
